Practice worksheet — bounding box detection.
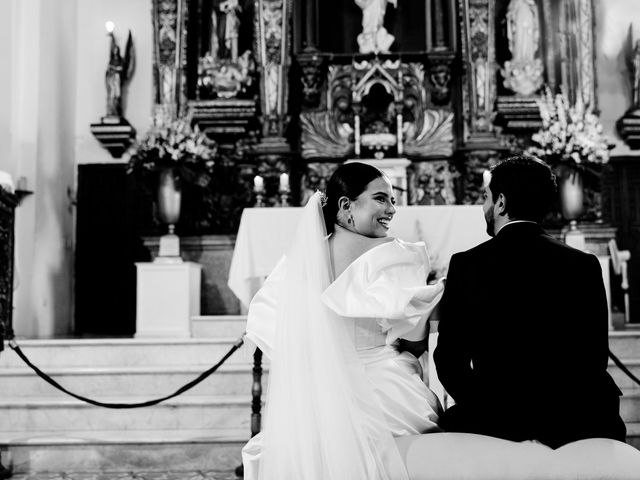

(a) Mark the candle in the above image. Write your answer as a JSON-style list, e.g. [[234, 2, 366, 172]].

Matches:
[[253, 175, 264, 192], [105, 21, 115, 34], [279, 173, 289, 191], [482, 170, 492, 188]]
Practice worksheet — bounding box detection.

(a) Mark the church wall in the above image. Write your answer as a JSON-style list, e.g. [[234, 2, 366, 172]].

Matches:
[[2, 1, 639, 336], [8, 0, 79, 338], [2, 0, 152, 337], [74, 0, 153, 165], [595, 0, 640, 156]]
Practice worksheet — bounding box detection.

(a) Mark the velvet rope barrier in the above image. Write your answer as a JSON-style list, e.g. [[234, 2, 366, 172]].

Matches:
[[7, 334, 245, 409]]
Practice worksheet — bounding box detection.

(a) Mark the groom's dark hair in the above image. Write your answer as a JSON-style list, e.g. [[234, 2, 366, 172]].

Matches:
[[489, 155, 557, 223]]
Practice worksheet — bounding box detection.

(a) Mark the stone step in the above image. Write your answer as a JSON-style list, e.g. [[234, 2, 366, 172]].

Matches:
[[0, 364, 269, 398], [0, 395, 253, 433], [608, 358, 640, 390], [609, 331, 640, 358], [1, 428, 247, 474], [621, 389, 640, 423], [627, 422, 640, 450], [0, 338, 255, 368], [191, 315, 247, 338]]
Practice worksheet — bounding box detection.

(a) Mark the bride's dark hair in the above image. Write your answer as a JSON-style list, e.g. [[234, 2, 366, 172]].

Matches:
[[322, 162, 385, 234]]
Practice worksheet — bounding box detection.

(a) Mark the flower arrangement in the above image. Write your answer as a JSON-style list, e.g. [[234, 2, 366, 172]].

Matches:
[[126, 113, 217, 187], [527, 87, 610, 169]]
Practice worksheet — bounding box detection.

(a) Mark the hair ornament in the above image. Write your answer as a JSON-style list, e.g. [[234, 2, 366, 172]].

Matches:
[[317, 190, 328, 207]]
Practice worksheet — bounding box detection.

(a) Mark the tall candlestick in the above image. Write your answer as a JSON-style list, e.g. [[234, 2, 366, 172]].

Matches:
[[354, 115, 361, 156], [397, 113, 403, 155]]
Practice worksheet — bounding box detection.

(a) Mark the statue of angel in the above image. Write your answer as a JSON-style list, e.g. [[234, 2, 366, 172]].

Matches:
[[105, 29, 135, 119], [625, 25, 640, 112]]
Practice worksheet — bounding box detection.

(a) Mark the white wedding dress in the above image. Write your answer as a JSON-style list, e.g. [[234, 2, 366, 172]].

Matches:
[[241, 193, 444, 480]]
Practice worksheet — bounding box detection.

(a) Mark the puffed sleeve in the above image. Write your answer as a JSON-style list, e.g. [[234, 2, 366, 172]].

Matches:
[[245, 255, 287, 359], [321, 240, 444, 344]]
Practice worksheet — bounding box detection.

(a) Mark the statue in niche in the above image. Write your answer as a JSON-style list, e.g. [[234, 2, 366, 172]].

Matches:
[[507, 0, 538, 63], [500, 0, 544, 97], [198, 0, 254, 100], [211, 0, 241, 62], [105, 30, 134, 120], [354, 0, 398, 54]]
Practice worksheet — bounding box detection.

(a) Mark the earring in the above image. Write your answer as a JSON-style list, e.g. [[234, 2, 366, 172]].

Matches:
[[347, 214, 353, 225]]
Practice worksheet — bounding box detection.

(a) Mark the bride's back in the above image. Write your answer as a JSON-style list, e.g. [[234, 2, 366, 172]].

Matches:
[[329, 226, 394, 279]]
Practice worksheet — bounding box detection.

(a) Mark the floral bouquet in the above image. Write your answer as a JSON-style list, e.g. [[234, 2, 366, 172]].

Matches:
[[126, 112, 217, 187], [527, 86, 610, 173]]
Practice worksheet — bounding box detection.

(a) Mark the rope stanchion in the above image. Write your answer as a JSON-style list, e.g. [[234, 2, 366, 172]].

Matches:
[[7, 334, 245, 409]]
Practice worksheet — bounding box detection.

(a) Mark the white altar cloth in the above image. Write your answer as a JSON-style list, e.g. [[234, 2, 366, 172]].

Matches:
[[228, 205, 490, 308]]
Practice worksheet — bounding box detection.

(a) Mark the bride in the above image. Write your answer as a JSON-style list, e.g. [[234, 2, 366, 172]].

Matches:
[[241, 162, 444, 479]]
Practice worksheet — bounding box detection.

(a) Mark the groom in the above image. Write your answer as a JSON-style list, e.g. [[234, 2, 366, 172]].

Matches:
[[433, 155, 626, 448]]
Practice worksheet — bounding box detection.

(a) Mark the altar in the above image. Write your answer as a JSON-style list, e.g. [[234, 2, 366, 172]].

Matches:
[[227, 207, 617, 330], [228, 205, 490, 309]]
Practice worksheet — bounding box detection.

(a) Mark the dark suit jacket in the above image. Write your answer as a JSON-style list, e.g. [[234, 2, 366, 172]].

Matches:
[[433, 222, 626, 448]]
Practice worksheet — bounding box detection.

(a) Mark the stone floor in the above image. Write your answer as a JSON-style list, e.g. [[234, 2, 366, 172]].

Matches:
[[8, 471, 238, 480]]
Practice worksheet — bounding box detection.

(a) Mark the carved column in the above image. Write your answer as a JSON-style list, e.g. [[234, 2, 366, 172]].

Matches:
[[459, 0, 497, 141], [152, 0, 189, 119], [255, 0, 292, 143], [252, 0, 294, 206]]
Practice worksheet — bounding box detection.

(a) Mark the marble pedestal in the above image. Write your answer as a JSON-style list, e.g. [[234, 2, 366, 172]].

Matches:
[[135, 262, 202, 337]]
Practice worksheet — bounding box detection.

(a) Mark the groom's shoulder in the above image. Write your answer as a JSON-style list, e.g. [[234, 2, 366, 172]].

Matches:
[[463, 237, 495, 256], [449, 238, 494, 265]]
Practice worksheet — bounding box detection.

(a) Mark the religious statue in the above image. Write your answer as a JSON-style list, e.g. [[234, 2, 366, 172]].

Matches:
[[507, 0, 538, 63], [210, 0, 242, 62], [105, 29, 134, 120], [500, 0, 544, 96], [354, 0, 398, 54], [198, 0, 255, 100]]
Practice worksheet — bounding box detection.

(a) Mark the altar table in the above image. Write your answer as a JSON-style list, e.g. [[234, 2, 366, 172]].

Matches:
[[228, 205, 490, 309]]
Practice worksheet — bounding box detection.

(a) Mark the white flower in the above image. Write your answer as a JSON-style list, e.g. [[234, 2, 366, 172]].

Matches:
[[127, 112, 217, 180], [527, 86, 609, 165]]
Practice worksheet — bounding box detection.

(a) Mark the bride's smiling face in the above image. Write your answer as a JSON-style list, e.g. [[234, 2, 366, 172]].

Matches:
[[350, 176, 396, 238]]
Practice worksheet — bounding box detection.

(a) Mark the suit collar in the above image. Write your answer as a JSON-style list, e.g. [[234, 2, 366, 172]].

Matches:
[[495, 221, 545, 238]]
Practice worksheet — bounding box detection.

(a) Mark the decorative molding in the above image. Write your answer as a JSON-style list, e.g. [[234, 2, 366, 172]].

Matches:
[[408, 160, 459, 206], [300, 111, 354, 159], [495, 95, 542, 133], [403, 110, 454, 157], [427, 51, 455, 106], [300, 58, 454, 160], [617, 114, 640, 150], [296, 50, 325, 109], [460, 149, 501, 205], [90, 119, 136, 158], [300, 162, 339, 205]]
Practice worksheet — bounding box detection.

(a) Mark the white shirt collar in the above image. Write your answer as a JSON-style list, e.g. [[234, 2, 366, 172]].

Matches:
[[495, 220, 538, 235]]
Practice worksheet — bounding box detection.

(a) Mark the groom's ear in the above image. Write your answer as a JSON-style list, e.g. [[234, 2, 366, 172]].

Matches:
[[495, 193, 508, 216]]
